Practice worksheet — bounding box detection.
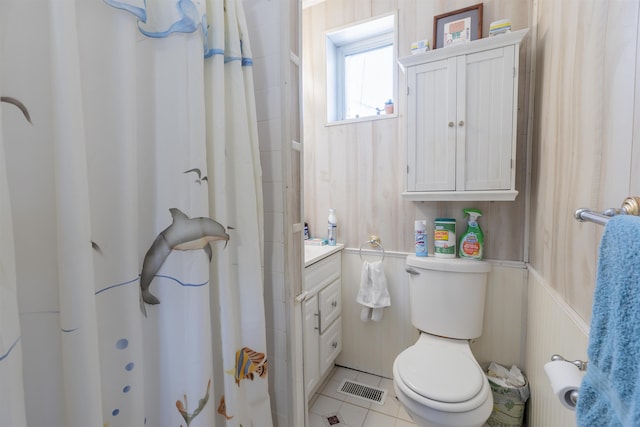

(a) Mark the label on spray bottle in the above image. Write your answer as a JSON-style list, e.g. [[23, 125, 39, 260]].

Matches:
[[461, 234, 481, 257], [415, 220, 427, 257]]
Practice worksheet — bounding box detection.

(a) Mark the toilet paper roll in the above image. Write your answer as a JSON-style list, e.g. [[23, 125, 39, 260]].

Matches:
[[544, 360, 584, 410]]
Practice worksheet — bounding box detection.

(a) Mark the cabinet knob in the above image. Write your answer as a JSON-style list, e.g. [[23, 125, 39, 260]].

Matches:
[[458, 120, 464, 126], [331, 300, 337, 308], [332, 341, 338, 348], [448, 121, 454, 127]]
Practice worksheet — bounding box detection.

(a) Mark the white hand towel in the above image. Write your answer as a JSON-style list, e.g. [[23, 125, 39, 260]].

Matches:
[[356, 260, 391, 322]]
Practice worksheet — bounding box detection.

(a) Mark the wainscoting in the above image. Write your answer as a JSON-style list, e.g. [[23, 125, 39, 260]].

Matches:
[[525, 267, 589, 427]]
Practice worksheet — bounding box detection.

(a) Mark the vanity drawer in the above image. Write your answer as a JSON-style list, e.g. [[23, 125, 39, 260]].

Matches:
[[304, 252, 341, 292], [319, 316, 342, 375], [318, 278, 341, 333]]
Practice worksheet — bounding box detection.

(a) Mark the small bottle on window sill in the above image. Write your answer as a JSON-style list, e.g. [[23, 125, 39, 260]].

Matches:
[[385, 99, 394, 114]]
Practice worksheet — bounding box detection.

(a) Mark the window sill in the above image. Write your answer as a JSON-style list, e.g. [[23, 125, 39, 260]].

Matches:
[[325, 113, 397, 127]]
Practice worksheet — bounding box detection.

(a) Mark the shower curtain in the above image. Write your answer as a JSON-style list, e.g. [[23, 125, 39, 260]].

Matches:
[[0, 1, 272, 426]]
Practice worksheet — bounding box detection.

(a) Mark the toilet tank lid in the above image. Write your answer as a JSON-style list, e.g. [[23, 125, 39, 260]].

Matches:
[[406, 255, 491, 273]]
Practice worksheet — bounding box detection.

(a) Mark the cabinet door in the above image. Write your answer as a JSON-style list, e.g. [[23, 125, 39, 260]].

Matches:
[[407, 57, 457, 191], [459, 45, 516, 191], [303, 294, 320, 397]]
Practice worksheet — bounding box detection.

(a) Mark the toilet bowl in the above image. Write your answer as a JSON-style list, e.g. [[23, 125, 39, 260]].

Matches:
[[392, 255, 493, 427], [393, 334, 492, 427]]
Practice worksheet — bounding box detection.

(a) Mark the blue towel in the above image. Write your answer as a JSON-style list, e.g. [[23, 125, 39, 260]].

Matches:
[[576, 215, 640, 426]]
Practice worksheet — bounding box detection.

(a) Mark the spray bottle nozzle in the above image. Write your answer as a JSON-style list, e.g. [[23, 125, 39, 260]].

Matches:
[[462, 208, 482, 225]]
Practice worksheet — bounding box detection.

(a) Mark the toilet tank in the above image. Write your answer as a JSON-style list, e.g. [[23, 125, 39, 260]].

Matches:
[[405, 255, 491, 339]]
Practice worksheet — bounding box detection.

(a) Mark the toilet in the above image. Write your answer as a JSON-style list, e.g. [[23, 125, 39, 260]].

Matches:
[[392, 255, 493, 427]]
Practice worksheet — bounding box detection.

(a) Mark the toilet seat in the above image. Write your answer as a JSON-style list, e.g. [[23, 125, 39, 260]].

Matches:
[[393, 335, 490, 413], [396, 344, 484, 403]]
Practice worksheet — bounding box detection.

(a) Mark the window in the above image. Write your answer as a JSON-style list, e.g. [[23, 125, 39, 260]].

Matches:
[[326, 13, 396, 123]]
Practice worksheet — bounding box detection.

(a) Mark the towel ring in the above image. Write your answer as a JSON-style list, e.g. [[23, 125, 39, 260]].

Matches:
[[359, 235, 385, 262]]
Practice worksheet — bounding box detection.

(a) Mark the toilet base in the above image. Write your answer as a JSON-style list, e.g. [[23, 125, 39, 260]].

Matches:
[[394, 381, 492, 427]]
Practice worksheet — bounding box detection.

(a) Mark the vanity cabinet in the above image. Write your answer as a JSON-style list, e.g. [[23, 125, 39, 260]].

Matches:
[[303, 250, 342, 399], [398, 29, 528, 201]]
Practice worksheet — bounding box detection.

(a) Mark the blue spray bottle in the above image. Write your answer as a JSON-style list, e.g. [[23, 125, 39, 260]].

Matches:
[[415, 220, 427, 257]]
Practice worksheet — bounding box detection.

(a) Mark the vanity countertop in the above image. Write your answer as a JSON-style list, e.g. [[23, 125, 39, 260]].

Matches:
[[304, 243, 344, 267]]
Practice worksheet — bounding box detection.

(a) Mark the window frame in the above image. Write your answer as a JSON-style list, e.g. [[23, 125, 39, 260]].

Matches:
[[325, 12, 398, 125]]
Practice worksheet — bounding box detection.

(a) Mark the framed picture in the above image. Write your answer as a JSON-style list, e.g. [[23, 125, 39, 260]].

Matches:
[[433, 3, 483, 49]]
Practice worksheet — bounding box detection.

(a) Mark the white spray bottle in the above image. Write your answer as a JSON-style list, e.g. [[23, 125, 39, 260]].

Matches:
[[327, 208, 337, 246]]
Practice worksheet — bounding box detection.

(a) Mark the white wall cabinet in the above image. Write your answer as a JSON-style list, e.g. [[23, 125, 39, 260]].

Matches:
[[303, 251, 342, 399], [398, 29, 528, 201]]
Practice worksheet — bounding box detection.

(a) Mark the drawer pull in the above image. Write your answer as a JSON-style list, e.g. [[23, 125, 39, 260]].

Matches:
[[331, 300, 337, 308], [314, 312, 320, 331], [332, 341, 338, 348]]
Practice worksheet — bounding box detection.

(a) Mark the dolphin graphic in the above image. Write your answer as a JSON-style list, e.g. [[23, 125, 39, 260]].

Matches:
[[140, 208, 230, 316]]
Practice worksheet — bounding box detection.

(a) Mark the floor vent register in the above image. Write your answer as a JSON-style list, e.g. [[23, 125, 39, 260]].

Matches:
[[336, 379, 387, 405]]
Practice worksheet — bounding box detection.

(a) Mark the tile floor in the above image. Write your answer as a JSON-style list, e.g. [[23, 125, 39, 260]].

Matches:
[[308, 366, 416, 427]]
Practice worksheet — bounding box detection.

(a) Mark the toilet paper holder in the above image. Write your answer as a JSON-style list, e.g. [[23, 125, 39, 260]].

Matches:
[[546, 354, 587, 409], [551, 354, 588, 371]]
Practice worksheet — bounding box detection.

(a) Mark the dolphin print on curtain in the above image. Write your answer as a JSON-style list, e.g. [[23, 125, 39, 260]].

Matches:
[[0, 0, 273, 426]]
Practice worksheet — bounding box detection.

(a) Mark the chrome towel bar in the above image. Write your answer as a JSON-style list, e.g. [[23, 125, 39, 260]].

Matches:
[[575, 196, 640, 226]]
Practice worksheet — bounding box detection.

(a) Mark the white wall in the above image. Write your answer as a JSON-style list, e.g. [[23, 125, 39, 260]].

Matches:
[[302, 0, 532, 262]]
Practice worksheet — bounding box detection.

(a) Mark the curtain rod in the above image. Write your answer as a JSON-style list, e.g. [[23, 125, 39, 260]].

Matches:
[[574, 197, 640, 226]]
